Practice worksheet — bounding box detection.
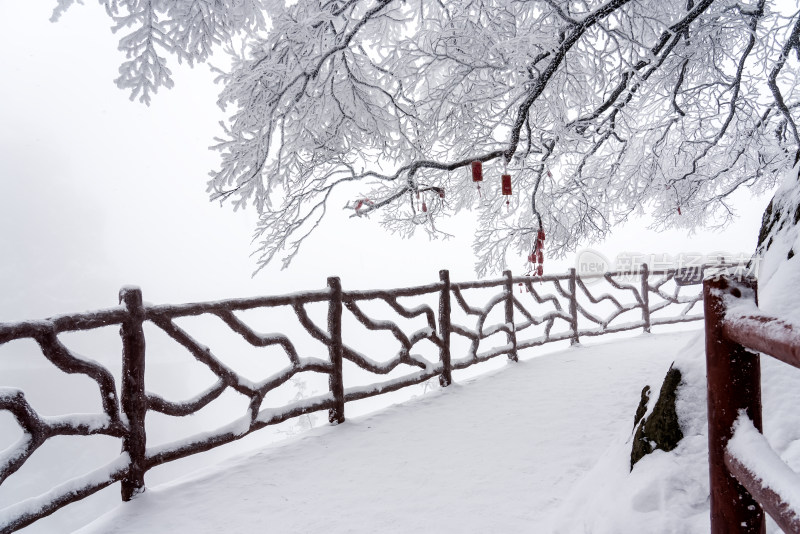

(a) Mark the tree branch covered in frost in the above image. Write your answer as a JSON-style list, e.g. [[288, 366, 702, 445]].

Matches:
[[64, 0, 800, 274], [54, 0, 270, 104]]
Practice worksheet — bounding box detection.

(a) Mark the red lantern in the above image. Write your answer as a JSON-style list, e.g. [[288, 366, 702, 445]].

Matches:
[[501, 174, 512, 195], [529, 229, 545, 277], [501, 173, 512, 208], [471, 161, 483, 197], [471, 161, 483, 182]]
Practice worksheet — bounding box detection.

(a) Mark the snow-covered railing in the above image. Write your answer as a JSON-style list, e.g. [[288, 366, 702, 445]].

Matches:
[[704, 275, 800, 534], [0, 264, 725, 532]]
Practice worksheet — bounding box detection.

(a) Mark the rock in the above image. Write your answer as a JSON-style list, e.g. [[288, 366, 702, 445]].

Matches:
[[632, 385, 651, 430], [630, 364, 684, 470]]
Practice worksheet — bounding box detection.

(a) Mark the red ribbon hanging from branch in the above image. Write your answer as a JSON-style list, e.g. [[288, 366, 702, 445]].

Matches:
[[528, 228, 545, 277]]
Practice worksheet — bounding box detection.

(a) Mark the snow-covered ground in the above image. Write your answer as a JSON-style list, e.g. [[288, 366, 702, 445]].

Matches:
[[7, 317, 800, 533], [69, 331, 694, 534]]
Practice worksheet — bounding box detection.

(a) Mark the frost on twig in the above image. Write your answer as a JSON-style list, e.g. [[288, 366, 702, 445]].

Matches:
[[61, 0, 800, 272]]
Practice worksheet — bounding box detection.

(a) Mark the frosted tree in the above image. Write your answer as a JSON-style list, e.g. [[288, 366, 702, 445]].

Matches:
[[57, 0, 800, 274]]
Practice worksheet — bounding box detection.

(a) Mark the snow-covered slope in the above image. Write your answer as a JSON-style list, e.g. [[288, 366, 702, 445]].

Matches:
[[552, 331, 800, 534], [758, 165, 800, 324], [553, 166, 800, 534], [551, 332, 711, 533], [72, 333, 690, 534]]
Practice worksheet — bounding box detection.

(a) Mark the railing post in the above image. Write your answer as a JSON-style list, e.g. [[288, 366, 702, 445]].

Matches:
[[568, 268, 579, 345], [327, 277, 345, 424], [703, 275, 764, 533], [503, 270, 518, 362], [119, 287, 147, 501], [641, 263, 651, 333], [438, 269, 452, 387]]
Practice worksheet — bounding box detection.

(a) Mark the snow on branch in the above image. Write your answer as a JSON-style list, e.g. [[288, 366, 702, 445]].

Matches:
[[60, 0, 800, 272], [54, 0, 271, 104]]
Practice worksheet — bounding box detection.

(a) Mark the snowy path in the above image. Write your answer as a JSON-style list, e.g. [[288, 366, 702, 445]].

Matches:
[[76, 332, 693, 534]]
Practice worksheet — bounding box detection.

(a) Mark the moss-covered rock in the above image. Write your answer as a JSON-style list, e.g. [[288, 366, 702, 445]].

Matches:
[[630, 364, 683, 470]]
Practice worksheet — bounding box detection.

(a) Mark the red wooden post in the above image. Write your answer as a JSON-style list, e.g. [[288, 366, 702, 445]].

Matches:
[[119, 287, 147, 501], [327, 277, 345, 424], [438, 270, 453, 387], [503, 270, 518, 362], [703, 275, 764, 533], [568, 268, 579, 345], [640, 263, 650, 333]]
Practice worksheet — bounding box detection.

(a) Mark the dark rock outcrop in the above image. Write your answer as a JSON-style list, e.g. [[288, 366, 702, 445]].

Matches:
[[630, 364, 683, 470], [632, 385, 651, 430]]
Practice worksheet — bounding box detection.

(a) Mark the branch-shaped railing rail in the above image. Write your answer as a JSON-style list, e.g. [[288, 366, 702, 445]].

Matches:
[[0, 264, 733, 533], [704, 275, 800, 533]]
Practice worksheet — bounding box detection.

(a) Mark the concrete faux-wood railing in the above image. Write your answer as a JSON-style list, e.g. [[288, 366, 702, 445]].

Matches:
[[0, 265, 720, 533], [704, 276, 800, 534]]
